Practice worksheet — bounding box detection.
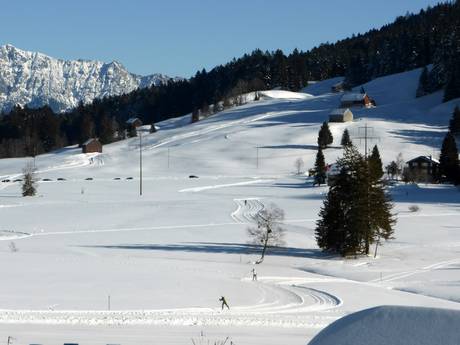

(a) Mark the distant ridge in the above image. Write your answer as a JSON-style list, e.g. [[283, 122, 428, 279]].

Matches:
[[0, 44, 181, 112]]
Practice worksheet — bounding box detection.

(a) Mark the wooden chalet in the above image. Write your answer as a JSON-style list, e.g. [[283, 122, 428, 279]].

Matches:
[[82, 138, 102, 153]]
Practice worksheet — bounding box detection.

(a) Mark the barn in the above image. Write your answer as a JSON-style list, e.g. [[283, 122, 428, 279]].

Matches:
[[340, 93, 375, 108], [405, 156, 439, 183], [329, 108, 354, 122], [82, 138, 102, 153], [126, 117, 143, 128]]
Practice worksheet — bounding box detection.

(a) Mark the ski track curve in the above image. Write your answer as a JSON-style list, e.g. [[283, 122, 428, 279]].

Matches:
[[0, 277, 343, 329], [370, 258, 460, 283], [231, 198, 265, 224]]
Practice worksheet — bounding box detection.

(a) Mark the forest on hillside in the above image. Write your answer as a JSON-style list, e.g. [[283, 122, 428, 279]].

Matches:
[[0, 1, 459, 158]]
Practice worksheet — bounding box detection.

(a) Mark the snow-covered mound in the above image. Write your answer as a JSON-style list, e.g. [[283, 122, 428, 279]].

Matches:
[[0, 44, 181, 112], [308, 305, 460, 345], [260, 90, 313, 99]]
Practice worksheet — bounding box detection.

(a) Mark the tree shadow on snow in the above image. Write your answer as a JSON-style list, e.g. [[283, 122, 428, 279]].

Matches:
[[81, 241, 327, 259]]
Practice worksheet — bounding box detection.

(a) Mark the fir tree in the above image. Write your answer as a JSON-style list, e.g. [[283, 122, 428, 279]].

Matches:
[[317, 122, 333, 149], [314, 148, 327, 186], [368, 145, 384, 181], [191, 109, 200, 123], [439, 131, 460, 184], [127, 126, 137, 138], [443, 63, 460, 103], [416, 66, 430, 97], [22, 162, 37, 197], [340, 129, 352, 147], [449, 106, 460, 135], [315, 146, 395, 256]]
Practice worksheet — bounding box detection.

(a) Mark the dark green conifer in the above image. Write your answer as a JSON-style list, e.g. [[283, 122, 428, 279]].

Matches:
[[317, 122, 333, 149], [314, 148, 327, 186], [439, 131, 459, 184]]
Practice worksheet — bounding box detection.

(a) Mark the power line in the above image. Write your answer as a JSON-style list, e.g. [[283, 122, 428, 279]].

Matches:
[[355, 122, 380, 158]]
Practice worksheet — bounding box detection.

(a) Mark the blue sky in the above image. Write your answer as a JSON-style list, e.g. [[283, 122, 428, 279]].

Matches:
[[0, 0, 441, 77]]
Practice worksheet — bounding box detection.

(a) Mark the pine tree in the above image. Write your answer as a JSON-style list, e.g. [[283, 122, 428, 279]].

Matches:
[[191, 109, 200, 123], [317, 122, 333, 149], [368, 145, 384, 181], [416, 66, 430, 97], [22, 162, 37, 197], [439, 131, 460, 184], [314, 148, 327, 186], [340, 129, 352, 147], [127, 124, 138, 138], [449, 106, 460, 135], [315, 146, 395, 256], [444, 64, 460, 102]]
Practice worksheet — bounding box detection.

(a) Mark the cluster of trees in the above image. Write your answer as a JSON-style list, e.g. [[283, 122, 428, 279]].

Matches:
[[315, 145, 395, 257], [2, 2, 460, 158]]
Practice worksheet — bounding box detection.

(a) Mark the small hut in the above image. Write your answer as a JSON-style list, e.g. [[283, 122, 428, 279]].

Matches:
[[340, 93, 375, 108], [329, 108, 354, 122], [82, 138, 102, 153], [126, 117, 143, 128]]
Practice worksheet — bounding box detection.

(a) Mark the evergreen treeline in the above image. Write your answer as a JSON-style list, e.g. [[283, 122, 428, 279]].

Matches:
[[1, 1, 460, 157]]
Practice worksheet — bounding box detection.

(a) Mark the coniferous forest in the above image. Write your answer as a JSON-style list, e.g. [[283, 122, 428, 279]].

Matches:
[[0, 1, 459, 158]]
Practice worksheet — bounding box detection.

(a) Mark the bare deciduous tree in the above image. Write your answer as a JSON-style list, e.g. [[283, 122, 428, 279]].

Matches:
[[247, 203, 286, 264], [294, 157, 304, 175]]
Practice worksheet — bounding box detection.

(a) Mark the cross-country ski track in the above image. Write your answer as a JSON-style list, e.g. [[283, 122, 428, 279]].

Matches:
[[0, 277, 342, 328]]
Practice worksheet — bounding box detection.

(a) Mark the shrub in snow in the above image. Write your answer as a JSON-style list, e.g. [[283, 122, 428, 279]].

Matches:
[[294, 157, 304, 175], [9, 242, 18, 252], [408, 205, 420, 212]]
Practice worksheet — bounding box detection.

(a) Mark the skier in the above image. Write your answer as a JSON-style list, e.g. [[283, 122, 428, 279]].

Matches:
[[244, 199, 247, 206], [251, 268, 257, 281], [219, 296, 230, 310]]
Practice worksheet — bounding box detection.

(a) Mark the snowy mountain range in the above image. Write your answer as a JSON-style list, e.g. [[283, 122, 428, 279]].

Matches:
[[0, 44, 180, 113]]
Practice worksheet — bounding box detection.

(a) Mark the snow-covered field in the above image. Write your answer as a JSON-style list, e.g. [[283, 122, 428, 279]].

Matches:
[[0, 67, 459, 344]]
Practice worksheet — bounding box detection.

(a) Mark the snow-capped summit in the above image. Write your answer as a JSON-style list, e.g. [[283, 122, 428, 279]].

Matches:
[[0, 44, 181, 113]]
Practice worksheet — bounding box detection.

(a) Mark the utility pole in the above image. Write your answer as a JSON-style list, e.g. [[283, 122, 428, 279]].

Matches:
[[139, 131, 143, 196], [355, 122, 380, 254], [356, 123, 379, 158]]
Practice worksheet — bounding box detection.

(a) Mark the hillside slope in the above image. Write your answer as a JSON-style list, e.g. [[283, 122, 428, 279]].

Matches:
[[0, 68, 458, 344]]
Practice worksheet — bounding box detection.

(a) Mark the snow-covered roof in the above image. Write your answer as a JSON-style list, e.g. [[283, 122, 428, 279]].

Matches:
[[82, 138, 99, 146], [330, 108, 352, 116], [406, 156, 439, 165], [341, 93, 367, 102], [126, 117, 141, 124]]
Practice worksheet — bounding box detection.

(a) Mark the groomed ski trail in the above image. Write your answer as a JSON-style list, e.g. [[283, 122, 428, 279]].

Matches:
[[231, 198, 265, 224], [0, 277, 343, 329]]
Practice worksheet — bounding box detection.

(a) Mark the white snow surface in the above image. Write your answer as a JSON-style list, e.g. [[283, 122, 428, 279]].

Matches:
[[0, 68, 459, 344], [308, 305, 460, 345]]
